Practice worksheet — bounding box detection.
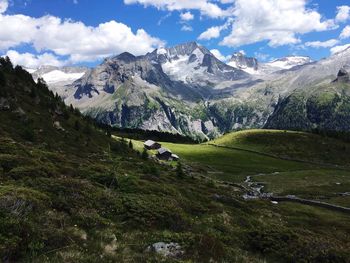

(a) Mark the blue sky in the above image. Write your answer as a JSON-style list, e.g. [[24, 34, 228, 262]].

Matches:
[[1, 0, 350, 68]]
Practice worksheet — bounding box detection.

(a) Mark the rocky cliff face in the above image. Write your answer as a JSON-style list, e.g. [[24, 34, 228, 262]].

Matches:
[[228, 52, 259, 74]]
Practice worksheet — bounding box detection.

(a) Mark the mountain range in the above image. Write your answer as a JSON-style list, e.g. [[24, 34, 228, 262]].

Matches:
[[29, 42, 350, 139]]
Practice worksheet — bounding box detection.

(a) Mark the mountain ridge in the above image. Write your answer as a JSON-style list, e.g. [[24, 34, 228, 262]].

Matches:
[[28, 41, 350, 139]]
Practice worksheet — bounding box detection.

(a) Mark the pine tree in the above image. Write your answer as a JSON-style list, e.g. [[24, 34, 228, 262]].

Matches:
[[74, 120, 81, 131]]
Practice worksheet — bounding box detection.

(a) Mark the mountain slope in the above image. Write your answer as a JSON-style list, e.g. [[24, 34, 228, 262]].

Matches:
[[1, 57, 350, 262]]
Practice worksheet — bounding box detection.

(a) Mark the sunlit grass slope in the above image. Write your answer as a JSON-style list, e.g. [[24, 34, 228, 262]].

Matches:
[[212, 129, 350, 166]]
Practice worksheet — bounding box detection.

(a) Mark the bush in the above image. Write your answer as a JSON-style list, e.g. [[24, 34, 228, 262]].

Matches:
[[176, 162, 185, 179], [21, 127, 35, 142], [141, 149, 148, 160]]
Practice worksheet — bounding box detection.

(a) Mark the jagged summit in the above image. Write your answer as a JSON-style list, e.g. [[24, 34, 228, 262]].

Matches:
[[111, 52, 137, 62], [228, 52, 259, 74]]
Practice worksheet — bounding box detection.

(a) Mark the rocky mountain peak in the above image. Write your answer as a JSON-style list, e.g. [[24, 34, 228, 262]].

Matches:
[[228, 52, 259, 73], [333, 66, 350, 83], [110, 52, 137, 63]]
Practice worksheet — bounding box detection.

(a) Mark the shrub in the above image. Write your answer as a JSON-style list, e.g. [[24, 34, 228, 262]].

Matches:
[[141, 149, 148, 160], [176, 162, 185, 179], [21, 127, 35, 142]]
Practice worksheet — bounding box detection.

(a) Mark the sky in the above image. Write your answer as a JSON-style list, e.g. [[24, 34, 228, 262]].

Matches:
[[0, 0, 350, 68]]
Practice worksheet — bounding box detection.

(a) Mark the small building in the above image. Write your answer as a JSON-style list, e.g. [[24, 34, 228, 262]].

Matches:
[[156, 147, 172, 160], [171, 154, 180, 161], [144, 140, 161, 150]]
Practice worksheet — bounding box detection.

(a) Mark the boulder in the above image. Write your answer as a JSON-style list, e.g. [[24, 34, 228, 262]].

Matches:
[[147, 242, 183, 258], [53, 121, 65, 131], [0, 97, 10, 111]]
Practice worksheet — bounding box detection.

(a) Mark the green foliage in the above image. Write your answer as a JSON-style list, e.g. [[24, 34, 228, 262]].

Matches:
[[0, 71, 6, 88], [20, 126, 36, 142], [141, 148, 148, 160], [176, 162, 185, 179]]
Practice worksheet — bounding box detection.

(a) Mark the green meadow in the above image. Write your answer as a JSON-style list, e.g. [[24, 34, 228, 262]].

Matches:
[[130, 129, 350, 207]]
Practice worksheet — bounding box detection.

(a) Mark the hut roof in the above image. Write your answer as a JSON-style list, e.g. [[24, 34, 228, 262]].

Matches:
[[144, 140, 156, 147], [171, 154, 179, 159], [158, 147, 172, 155]]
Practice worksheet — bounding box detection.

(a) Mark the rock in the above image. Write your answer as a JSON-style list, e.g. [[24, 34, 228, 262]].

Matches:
[[53, 121, 65, 131], [0, 97, 10, 111], [333, 66, 350, 83], [148, 242, 183, 258], [103, 234, 118, 256]]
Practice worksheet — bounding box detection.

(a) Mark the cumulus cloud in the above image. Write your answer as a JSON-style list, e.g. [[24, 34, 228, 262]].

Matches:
[[180, 11, 194, 21], [0, 12, 164, 64], [336, 6, 350, 23], [340, 25, 350, 39], [0, 0, 8, 14], [123, 0, 229, 18], [210, 49, 230, 62], [181, 25, 193, 32], [305, 39, 339, 48], [198, 19, 233, 40], [199, 26, 222, 40], [220, 0, 336, 47], [330, 43, 350, 54], [5, 50, 66, 68]]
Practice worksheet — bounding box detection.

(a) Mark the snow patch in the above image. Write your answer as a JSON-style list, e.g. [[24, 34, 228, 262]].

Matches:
[[157, 48, 167, 55], [42, 70, 85, 84], [266, 56, 311, 70]]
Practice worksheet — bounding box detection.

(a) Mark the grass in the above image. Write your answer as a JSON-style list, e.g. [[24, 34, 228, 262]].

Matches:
[[130, 129, 350, 206], [212, 129, 350, 166]]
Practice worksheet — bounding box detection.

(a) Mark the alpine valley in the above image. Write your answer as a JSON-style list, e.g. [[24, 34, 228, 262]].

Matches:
[[30, 42, 350, 140]]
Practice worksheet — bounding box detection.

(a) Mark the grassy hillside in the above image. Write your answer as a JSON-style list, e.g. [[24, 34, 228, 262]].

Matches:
[[265, 82, 350, 133], [1, 59, 350, 263], [212, 129, 350, 166], [131, 129, 350, 206]]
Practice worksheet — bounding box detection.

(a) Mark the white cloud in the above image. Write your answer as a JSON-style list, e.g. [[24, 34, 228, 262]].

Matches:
[[210, 49, 230, 62], [336, 6, 350, 23], [198, 18, 233, 40], [0, 0, 8, 14], [330, 43, 350, 54], [123, 0, 229, 18], [0, 13, 164, 64], [340, 25, 350, 39], [180, 11, 194, 21], [181, 25, 193, 32], [199, 26, 222, 40], [220, 0, 336, 47], [5, 50, 66, 68], [305, 39, 339, 48]]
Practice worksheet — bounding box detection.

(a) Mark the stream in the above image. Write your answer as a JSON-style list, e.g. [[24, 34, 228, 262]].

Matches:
[[242, 175, 273, 200]]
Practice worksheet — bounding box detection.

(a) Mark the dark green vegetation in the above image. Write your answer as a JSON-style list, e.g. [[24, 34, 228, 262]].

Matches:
[[265, 82, 350, 133], [1, 59, 350, 262], [110, 126, 199, 144]]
